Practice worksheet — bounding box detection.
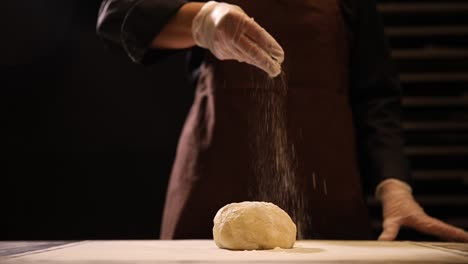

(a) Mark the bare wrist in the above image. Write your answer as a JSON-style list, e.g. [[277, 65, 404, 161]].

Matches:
[[152, 2, 205, 49]]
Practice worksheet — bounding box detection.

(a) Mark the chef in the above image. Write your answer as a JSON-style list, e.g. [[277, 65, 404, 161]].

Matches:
[[96, 0, 468, 241]]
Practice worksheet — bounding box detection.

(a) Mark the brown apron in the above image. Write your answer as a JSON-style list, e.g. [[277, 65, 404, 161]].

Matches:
[[161, 0, 372, 240]]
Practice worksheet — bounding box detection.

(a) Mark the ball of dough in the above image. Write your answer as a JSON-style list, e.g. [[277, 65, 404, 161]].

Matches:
[[213, 201, 296, 250]]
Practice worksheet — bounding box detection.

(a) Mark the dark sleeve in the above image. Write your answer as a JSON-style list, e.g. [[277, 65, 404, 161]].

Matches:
[[348, 0, 411, 192], [96, 0, 187, 64]]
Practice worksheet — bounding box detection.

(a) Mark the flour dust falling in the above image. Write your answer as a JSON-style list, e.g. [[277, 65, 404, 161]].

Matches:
[[249, 71, 309, 239]]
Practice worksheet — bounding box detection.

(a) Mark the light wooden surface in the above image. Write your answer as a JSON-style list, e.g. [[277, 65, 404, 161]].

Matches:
[[1, 240, 467, 263]]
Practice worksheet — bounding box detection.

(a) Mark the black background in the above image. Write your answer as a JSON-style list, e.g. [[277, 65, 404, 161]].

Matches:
[[2, 1, 193, 239], [3, 1, 467, 241]]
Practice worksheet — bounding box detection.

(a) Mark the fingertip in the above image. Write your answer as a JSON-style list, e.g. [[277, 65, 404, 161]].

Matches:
[[378, 232, 396, 241], [268, 43, 284, 64], [244, 19, 284, 62], [262, 54, 282, 78], [377, 235, 388, 241], [274, 52, 285, 64], [268, 65, 281, 78], [379, 221, 400, 241]]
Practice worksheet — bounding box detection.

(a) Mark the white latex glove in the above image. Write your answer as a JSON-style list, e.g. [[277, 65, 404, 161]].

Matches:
[[376, 178, 468, 242], [192, 1, 284, 77]]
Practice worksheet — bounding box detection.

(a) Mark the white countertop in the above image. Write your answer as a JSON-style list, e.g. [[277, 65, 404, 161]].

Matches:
[[1, 240, 467, 263]]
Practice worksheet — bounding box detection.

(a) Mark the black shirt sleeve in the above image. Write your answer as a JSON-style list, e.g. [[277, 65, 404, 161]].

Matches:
[[348, 0, 411, 191], [96, 0, 187, 64]]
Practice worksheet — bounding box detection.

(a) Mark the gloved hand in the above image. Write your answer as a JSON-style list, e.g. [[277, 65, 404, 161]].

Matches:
[[376, 178, 468, 242], [192, 1, 284, 77]]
